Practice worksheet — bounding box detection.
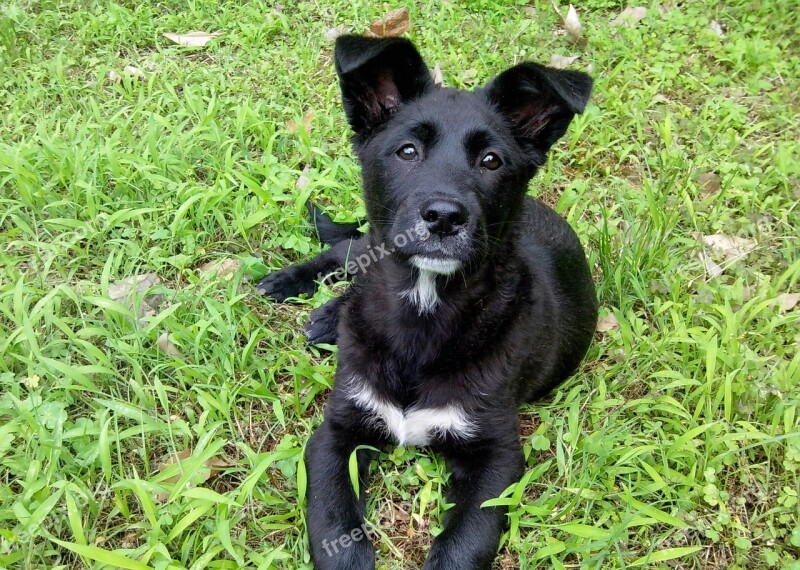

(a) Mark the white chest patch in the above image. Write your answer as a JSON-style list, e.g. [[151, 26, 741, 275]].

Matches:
[[346, 381, 476, 446]]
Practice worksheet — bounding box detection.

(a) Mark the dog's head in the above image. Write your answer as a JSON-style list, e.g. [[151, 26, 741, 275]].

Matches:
[[335, 36, 592, 276]]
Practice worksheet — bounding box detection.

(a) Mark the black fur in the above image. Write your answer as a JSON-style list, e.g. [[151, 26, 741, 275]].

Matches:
[[257, 36, 598, 569], [307, 201, 362, 246]]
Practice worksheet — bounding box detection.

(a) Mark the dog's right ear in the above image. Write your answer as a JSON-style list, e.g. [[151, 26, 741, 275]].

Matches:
[[335, 35, 433, 139], [485, 63, 592, 164]]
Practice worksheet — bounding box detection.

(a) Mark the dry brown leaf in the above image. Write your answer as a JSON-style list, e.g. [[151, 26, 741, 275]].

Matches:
[[297, 164, 311, 190], [205, 456, 233, 477], [431, 62, 444, 86], [158, 449, 192, 481], [701, 234, 756, 261], [697, 172, 721, 197], [367, 7, 409, 38], [199, 258, 241, 278], [324, 25, 351, 42], [163, 31, 222, 47], [153, 448, 192, 500], [286, 110, 314, 134], [774, 293, 800, 311], [157, 332, 183, 358], [596, 313, 619, 332], [108, 273, 163, 320], [119, 532, 140, 549], [697, 251, 723, 278], [553, 3, 582, 44], [610, 6, 648, 28], [550, 54, 580, 69]]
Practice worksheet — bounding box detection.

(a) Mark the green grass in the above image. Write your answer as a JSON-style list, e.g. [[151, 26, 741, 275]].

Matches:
[[1, 0, 798, 568]]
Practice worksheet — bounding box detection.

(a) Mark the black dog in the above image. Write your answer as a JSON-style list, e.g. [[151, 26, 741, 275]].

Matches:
[[257, 36, 597, 570]]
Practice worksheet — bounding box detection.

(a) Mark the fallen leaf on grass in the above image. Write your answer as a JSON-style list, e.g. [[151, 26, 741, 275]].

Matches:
[[596, 313, 619, 332], [163, 31, 222, 47], [157, 332, 183, 357], [124, 65, 146, 80], [710, 20, 725, 37], [697, 251, 723, 278], [108, 273, 163, 320], [107, 66, 147, 83], [697, 172, 721, 197], [119, 532, 140, 549], [550, 54, 580, 68], [431, 62, 443, 86], [693, 233, 755, 278], [366, 7, 409, 38], [610, 6, 648, 28], [324, 25, 351, 42], [553, 3, 582, 44], [297, 164, 311, 190], [700, 234, 756, 261], [774, 293, 800, 311], [286, 110, 314, 134], [199, 258, 241, 278]]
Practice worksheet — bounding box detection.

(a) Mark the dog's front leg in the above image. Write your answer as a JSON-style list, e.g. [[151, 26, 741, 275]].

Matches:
[[256, 235, 369, 302], [305, 420, 377, 570], [304, 295, 347, 345], [423, 441, 525, 570]]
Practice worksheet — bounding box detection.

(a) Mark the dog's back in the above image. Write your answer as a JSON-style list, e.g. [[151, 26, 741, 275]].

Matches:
[[515, 196, 597, 401]]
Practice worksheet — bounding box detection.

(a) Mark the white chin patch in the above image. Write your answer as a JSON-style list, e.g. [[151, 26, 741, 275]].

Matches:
[[401, 256, 461, 313], [410, 256, 461, 275]]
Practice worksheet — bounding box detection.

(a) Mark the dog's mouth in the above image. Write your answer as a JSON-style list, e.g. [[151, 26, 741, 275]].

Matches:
[[388, 223, 478, 273]]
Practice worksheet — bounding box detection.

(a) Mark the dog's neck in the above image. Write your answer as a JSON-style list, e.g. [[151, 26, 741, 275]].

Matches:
[[344, 237, 526, 382]]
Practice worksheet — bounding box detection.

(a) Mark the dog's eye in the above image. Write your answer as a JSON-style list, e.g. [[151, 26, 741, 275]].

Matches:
[[396, 144, 419, 161], [481, 153, 502, 171]]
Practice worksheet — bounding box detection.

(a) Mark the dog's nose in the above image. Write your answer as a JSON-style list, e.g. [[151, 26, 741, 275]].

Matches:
[[420, 199, 468, 237]]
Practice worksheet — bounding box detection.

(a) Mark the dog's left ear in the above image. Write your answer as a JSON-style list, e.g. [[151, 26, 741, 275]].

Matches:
[[335, 35, 433, 139], [486, 63, 592, 162]]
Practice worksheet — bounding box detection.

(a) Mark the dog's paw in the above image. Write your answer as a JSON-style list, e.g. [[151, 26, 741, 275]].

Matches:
[[255, 266, 317, 302], [304, 299, 342, 345]]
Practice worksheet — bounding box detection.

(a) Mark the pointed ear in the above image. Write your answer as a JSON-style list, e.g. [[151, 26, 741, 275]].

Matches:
[[485, 63, 592, 162], [335, 35, 433, 138]]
